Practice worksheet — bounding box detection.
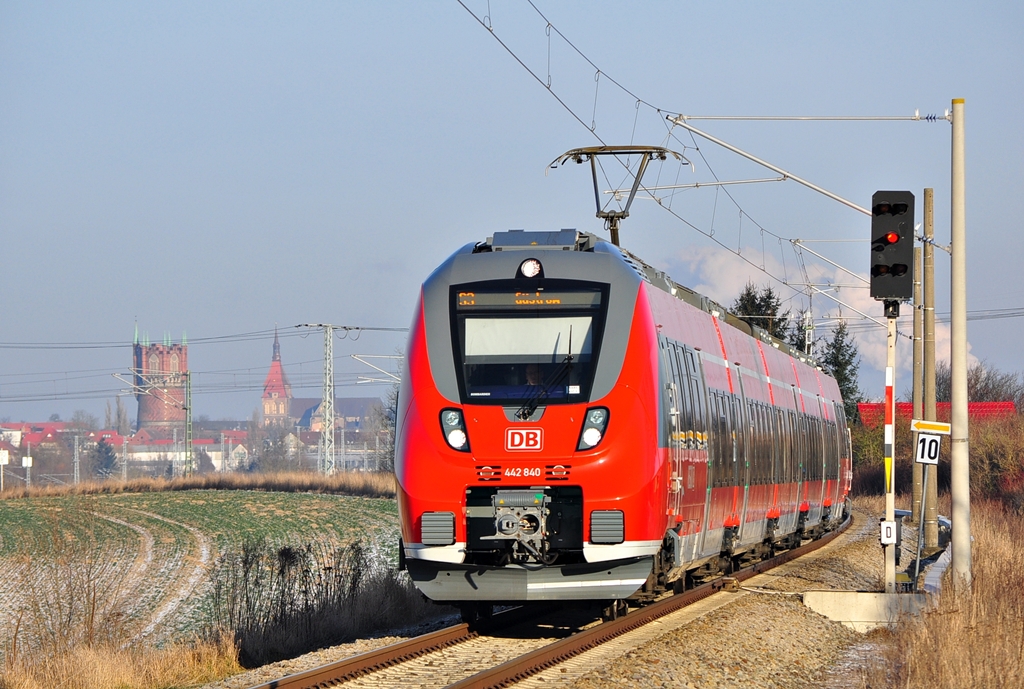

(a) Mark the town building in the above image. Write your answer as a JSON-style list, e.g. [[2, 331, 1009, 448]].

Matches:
[[133, 329, 187, 439], [261, 329, 293, 427]]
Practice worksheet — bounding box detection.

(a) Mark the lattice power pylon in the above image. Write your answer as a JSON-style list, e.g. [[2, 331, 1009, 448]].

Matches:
[[303, 324, 336, 475]]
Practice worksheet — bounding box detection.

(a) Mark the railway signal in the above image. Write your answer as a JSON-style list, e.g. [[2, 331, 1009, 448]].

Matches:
[[870, 191, 915, 301], [872, 192, 915, 594]]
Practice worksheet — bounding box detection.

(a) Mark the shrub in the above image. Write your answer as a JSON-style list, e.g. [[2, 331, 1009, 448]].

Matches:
[[207, 537, 445, 667]]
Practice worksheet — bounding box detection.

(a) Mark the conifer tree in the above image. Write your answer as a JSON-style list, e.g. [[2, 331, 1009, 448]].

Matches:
[[821, 321, 862, 421], [91, 438, 119, 478], [731, 282, 791, 341]]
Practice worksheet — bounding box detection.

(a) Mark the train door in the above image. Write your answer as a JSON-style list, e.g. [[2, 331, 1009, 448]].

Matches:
[[664, 342, 685, 521], [684, 346, 710, 561], [795, 410, 809, 523], [811, 398, 827, 525], [730, 366, 751, 545], [694, 359, 721, 560]]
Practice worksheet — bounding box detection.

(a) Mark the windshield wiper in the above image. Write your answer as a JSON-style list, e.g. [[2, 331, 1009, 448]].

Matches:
[[516, 327, 574, 421]]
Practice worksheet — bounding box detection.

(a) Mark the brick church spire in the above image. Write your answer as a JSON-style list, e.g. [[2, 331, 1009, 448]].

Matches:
[[262, 328, 292, 427]]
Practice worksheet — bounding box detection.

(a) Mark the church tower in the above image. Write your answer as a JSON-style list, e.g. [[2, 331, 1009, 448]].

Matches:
[[133, 328, 187, 438], [262, 329, 293, 427]]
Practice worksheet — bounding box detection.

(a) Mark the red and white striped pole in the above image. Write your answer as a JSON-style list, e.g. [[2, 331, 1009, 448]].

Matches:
[[883, 316, 897, 593]]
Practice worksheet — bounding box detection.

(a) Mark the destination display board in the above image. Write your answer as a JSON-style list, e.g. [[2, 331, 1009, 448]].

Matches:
[[456, 289, 602, 310]]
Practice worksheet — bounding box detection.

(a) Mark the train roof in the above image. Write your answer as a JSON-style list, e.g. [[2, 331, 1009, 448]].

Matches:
[[474, 229, 822, 371]]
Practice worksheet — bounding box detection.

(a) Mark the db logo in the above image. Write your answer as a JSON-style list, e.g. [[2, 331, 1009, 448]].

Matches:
[[505, 428, 543, 452]]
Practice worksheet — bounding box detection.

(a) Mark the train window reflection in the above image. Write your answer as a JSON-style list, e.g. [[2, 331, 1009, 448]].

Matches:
[[460, 316, 595, 403]]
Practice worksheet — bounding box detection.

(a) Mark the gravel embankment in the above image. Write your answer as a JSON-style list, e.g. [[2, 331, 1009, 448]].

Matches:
[[547, 506, 914, 689]]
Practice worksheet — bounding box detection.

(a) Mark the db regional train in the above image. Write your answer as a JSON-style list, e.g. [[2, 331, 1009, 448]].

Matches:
[[395, 228, 851, 620]]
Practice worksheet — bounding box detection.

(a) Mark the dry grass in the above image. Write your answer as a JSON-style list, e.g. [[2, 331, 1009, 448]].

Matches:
[[0, 470, 396, 501], [2, 632, 242, 689], [0, 505, 244, 689], [859, 498, 1024, 688], [0, 472, 414, 687]]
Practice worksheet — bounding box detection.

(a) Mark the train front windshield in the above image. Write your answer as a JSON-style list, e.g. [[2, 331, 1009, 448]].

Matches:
[[452, 283, 607, 405]]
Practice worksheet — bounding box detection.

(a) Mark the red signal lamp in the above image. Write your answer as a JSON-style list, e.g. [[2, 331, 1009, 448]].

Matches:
[[885, 231, 899, 244]]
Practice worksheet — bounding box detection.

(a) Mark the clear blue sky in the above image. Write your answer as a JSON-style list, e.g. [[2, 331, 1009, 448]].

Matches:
[[2, 1, 1022, 423]]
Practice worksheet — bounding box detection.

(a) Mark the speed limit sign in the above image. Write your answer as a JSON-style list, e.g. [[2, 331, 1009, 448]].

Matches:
[[915, 433, 941, 465]]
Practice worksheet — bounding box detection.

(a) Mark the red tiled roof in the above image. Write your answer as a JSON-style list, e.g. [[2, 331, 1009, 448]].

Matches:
[[86, 430, 128, 446], [858, 401, 1017, 428], [262, 360, 292, 400]]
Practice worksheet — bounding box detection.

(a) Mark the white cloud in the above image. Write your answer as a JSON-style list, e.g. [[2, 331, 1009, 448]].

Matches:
[[671, 244, 977, 399]]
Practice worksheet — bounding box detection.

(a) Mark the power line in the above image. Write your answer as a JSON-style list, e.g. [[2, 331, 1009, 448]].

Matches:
[[0, 324, 407, 351], [457, 1, 947, 337]]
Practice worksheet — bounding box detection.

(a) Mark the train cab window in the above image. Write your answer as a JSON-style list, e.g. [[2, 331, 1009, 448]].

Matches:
[[451, 282, 608, 406]]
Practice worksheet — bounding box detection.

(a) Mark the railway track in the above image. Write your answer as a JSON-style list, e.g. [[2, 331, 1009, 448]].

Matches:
[[248, 515, 851, 689]]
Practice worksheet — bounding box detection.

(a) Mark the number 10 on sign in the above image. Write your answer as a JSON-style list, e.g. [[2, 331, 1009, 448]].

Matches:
[[915, 433, 941, 465]]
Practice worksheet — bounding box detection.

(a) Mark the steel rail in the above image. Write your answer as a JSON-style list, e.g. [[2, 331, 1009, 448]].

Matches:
[[245, 622, 476, 689], [448, 514, 852, 689], [248, 515, 851, 689]]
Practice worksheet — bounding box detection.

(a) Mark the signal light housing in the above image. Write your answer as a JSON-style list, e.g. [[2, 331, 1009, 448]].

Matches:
[[870, 191, 915, 300]]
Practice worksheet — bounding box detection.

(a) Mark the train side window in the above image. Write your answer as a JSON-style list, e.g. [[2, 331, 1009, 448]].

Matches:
[[827, 419, 839, 481], [672, 346, 694, 437], [665, 343, 683, 444], [713, 392, 729, 488], [807, 417, 817, 481], [761, 405, 770, 485], [772, 408, 780, 485], [748, 401, 761, 485], [746, 402, 756, 484], [679, 373, 694, 445], [731, 395, 743, 487], [685, 346, 706, 440], [713, 393, 725, 488], [797, 414, 807, 481], [760, 405, 770, 485], [813, 417, 823, 481], [712, 393, 720, 489], [790, 411, 799, 484]]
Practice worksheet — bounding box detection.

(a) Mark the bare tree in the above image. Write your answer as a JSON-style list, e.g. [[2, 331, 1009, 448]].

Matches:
[[115, 396, 132, 435], [69, 409, 99, 432], [935, 360, 1024, 409], [366, 384, 399, 473]]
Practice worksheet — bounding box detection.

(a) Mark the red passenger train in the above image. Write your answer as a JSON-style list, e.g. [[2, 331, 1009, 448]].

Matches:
[[396, 229, 851, 617]]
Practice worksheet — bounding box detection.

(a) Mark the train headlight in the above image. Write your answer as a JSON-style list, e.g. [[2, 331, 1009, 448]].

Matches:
[[440, 408, 471, 452], [447, 429, 468, 450], [517, 258, 544, 279], [577, 406, 609, 450]]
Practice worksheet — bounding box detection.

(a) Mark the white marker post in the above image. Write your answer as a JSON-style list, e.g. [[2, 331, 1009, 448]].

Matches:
[[0, 449, 8, 492], [911, 419, 950, 585]]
